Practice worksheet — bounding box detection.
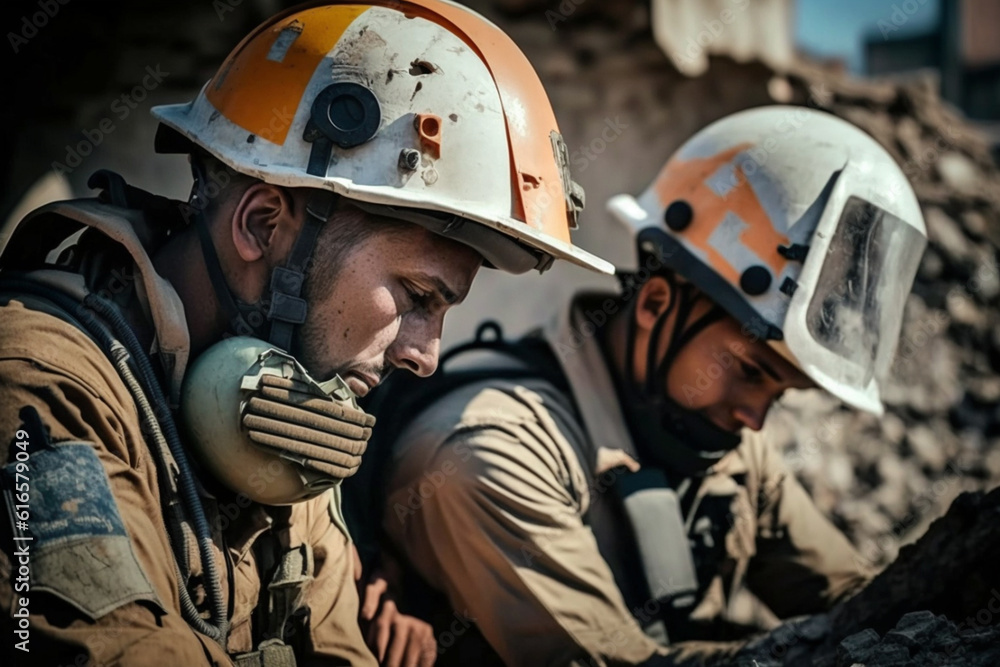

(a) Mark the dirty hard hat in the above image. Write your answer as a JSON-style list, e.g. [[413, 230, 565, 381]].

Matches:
[[151, 0, 612, 276]]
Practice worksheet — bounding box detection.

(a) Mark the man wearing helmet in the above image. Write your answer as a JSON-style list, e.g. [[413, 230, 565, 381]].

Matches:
[[0, 2, 609, 665], [379, 106, 928, 665]]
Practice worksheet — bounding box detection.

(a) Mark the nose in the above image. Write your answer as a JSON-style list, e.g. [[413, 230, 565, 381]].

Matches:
[[387, 316, 442, 377], [731, 392, 773, 431], [732, 407, 765, 432]]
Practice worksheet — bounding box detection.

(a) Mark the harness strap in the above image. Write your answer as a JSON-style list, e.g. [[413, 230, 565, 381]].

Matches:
[[232, 639, 297, 667], [265, 544, 315, 640], [613, 468, 700, 645], [236, 508, 314, 667], [267, 191, 336, 352]]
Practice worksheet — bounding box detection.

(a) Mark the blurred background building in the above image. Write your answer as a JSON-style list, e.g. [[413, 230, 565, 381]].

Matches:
[[3, 0, 1000, 585]]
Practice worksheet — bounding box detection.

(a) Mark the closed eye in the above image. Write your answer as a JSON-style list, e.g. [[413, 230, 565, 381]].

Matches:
[[739, 361, 764, 384], [404, 285, 433, 311]]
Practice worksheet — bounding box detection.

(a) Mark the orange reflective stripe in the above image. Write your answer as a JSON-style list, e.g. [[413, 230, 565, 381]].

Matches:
[[653, 143, 789, 282], [206, 5, 367, 145], [375, 0, 570, 239]]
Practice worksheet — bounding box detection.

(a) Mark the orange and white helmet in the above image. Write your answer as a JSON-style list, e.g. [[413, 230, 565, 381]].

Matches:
[[151, 0, 611, 276], [608, 106, 928, 415]]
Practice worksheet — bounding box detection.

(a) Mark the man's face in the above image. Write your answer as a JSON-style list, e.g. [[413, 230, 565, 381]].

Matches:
[[633, 277, 815, 433], [296, 222, 481, 397]]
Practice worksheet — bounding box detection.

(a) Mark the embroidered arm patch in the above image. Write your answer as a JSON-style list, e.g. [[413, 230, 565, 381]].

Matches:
[[3, 407, 161, 619]]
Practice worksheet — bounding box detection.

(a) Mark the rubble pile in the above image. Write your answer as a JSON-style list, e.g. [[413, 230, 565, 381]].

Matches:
[[721, 486, 1000, 666], [730, 610, 1000, 667]]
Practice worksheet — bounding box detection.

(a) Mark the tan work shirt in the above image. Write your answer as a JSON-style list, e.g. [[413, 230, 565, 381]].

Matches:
[[384, 293, 870, 666], [0, 200, 375, 666]]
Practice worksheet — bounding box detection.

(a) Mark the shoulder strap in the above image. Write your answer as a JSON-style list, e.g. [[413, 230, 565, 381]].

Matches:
[[611, 468, 700, 644]]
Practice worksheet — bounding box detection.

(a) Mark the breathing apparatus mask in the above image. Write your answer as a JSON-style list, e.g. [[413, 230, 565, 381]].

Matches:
[[181, 337, 374, 505], [179, 158, 375, 505]]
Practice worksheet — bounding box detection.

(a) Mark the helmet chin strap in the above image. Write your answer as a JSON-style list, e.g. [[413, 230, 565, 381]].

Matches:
[[620, 274, 741, 476], [190, 159, 267, 340], [189, 158, 337, 353]]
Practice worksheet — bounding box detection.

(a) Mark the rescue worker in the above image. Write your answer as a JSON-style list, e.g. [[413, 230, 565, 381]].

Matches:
[[0, 2, 611, 665], [378, 106, 929, 666]]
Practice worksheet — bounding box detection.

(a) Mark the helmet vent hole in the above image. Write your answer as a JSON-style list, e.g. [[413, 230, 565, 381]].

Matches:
[[409, 60, 437, 76], [414, 113, 443, 158], [420, 116, 440, 137]]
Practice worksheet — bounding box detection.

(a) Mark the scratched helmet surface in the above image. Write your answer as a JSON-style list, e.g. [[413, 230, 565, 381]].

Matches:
[[151, 0, 612, 275], [607, 106, 928, 414]]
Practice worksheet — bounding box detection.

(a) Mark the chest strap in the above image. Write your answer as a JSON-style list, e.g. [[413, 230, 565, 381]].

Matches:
[[232, 640, 297, 667], [233, 543, 314, 667]]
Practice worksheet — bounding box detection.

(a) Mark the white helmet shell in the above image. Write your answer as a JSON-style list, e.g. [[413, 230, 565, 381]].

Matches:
[[608, 106, 928, 414], [152, 1, 612, 275]]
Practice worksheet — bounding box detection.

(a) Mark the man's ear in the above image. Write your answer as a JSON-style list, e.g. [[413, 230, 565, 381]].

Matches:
[[230, 183, 298, 263], [634, 276, 673, 333]]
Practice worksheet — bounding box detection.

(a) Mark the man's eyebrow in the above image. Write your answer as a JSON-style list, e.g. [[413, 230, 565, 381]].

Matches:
[[749, 351, 783, 382]]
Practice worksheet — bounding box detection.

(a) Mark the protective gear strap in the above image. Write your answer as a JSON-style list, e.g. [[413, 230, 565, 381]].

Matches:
[[267, 191, 336, 352], [652, 301, 727, 399], [614, 467, 699, 644], [266, 543, 314, 639], [646, 281, 698, 392], [193, 212, 259, 336], [187, 155, 336, 351], [623, 274, 678, 398], [189, 160, 263, 339], [232, 542, 313, 667], [232, 642, 297, 667], [614, 273, 742, 472]]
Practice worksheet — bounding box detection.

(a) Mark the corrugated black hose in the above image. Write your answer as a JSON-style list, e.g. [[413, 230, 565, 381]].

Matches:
[[1, 277, 229, 645]]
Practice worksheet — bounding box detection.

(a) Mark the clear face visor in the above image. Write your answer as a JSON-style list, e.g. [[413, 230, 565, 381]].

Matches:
[[784, 179, 927, 413], [804, 196, 925, 388]]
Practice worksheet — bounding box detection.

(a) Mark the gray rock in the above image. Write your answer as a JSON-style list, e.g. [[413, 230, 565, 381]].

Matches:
[[961, 210, 988, 238], [925, 207, 974, 264], [967, 376, 1000, 404], [945, 290, 988, 329], [895, 116, 924, 162], [865, 641, 912, 665], [836, 628, 880, 665], [881, 413, 907, 446], [984, 443, 1000, 482], [966, 244, 1000, 302], [884, 337, 962, 414], [917, 246, 945, 281], [936, 151, 983, 196], [886, 610, 947, 647]]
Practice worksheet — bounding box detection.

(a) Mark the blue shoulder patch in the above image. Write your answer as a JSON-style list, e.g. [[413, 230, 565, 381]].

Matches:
[[14, 441, 128, 545], [3, 407, 160, 620]]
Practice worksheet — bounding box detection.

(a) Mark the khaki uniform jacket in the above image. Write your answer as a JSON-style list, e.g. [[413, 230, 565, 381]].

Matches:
[[384, 293, 870, 666], [0, 200, 376, 666]]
